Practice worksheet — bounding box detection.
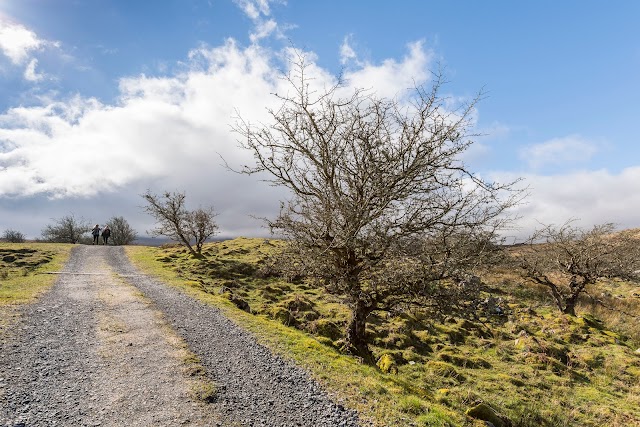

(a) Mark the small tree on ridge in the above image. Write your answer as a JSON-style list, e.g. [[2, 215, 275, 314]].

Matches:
[[142, 190, 218, 256], [41, 214, 90, 244], [515, 222, 640, 316], [106, 216, 138, 246]]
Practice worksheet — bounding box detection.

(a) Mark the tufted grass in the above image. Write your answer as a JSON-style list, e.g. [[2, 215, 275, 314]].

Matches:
[[126, 239, 640, 427], [0, 242, 72, 305]]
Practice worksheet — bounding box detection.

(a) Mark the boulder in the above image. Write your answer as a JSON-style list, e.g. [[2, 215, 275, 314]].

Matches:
[[466, 403, 512, 427]]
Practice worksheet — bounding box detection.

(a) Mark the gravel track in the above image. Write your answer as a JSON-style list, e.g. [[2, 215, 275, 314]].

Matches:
[[0, 246, 362, 427], [109, 246, 361, 427]]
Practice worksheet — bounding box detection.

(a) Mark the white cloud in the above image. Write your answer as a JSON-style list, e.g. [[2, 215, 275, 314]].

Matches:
[[520, 134, 598, 170], [0, 40, 444, 236], [493, 167, 640, 240], [0, 19, 43, 64], [234, 0, 289, 43], [339, 35, 359, 65], [0, 18, 60, 81], [250, 19, 278, 43], [23, 58, 44, 81], [342, 40, 432, 99]]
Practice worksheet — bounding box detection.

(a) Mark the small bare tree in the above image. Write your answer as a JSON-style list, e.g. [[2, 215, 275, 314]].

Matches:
[[515, 222, 640, 316], [234, 53, 522, 361], [106, 216, 138, 246], [2, 229, 26, 243], [41, 215, 90, 244], [141, 190, 218, 256]]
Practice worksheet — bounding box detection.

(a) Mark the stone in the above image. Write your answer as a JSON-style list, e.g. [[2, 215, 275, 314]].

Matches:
[[466, 403, 512, 427]]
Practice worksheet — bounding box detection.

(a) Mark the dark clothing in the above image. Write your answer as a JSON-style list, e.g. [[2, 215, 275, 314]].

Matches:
[[91, 227, 101, 245], [102, 228, 111, 245]]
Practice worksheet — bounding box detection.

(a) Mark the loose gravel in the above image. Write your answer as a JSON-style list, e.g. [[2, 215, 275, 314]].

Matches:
[[0, 245, 362, 427], [109, 246, 361, 427]]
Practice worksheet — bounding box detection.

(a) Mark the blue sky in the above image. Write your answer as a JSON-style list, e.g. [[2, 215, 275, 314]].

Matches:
[[0, 0, 639, 239]]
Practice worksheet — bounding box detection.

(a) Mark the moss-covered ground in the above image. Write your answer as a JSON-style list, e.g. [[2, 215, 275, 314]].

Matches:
[[0, 242, 72, 304], [126, 238, 640, 427]]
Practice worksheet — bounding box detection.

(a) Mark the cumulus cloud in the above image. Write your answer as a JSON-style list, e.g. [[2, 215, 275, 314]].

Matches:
[[342, 40, 432, 99], [0, 39, 441, 236], [0, 19, 43, 64], [0, 18, 59, 81], [493, 167, 640, 240], [520, 134, 598, 170]]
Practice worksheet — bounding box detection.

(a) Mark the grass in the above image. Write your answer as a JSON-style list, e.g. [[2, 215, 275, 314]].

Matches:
[[126, 238, 640, 427], [0, 242, 73, 305]]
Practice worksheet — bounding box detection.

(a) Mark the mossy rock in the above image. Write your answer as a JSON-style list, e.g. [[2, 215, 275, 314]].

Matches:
[[426, 361, 466, 382], [377, 354, 398, 374], [281, 294, 315, 312], [437, 352, 492, 369], [579, 314, 604, 330], [465, 403, 511, 427], [307, 318, 342, 341], [270, 306, 296, 326]]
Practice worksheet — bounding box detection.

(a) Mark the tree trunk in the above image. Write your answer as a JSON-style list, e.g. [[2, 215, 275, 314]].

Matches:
[[344, 298, 374, 364]]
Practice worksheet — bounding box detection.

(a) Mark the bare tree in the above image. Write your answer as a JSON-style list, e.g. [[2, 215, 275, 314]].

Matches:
[[106, 216, 138, 246], [141, 190, 218, 256], [515, 222, 640, 316], [234, 53, 522, 361], [2, 229, 26, 243], [41, 215, 90, 244]]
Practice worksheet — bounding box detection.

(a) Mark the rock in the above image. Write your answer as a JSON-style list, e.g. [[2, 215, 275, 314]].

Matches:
[[466, 403, 512, 427]]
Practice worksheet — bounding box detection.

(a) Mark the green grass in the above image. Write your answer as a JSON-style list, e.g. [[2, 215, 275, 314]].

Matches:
[[0, 242, 72, 304], [126, 239, 640, 427]]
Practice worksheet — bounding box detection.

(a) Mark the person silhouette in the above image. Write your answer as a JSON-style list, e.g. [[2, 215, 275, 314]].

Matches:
[[91, 224, 101, 245], [102, 225, 111, 245]]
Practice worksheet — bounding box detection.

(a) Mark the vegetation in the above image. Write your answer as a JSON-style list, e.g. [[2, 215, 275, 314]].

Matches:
[[41, 214, 90, 243], [515, 222, 640, 316], [234, 53, 522, 361], [2, 229, 26, 243], [106, 216, 138, 245], [0, 242, 72, 304], [127, 237, 640, 427], [142, 190, 218, 256]]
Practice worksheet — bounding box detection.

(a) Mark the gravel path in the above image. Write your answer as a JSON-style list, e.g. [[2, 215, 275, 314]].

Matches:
[[0, 246, 362, 427], [1, 246, 221, 426]]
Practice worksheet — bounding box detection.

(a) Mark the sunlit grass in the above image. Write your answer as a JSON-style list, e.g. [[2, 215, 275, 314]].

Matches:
[[0, 242, 72, 304], [126, 239, 640, 427]]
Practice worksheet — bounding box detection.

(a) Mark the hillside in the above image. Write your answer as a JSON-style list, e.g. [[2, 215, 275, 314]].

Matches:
[[126, 238, 640, 427]]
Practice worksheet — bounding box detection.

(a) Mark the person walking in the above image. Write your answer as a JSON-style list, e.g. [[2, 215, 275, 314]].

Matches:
[[101, 225, 111, 245], [91, 224, 101, 245]]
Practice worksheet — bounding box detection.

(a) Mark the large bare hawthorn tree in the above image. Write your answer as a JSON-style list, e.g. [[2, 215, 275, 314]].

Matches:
[[234, 54, 522, 361], [515, 222, 640, 316], [142, 190, 218, 256]]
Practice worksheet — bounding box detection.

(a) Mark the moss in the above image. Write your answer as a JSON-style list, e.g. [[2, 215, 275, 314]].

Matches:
[[426, 361, 466, 382], [579, 314, 604, 330], [465, 403, 508, 427], [307, 318, 343, 341], [377, 354, 398, 374]]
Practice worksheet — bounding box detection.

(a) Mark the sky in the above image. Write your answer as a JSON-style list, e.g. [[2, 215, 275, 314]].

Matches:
[[0, 0, 639, 241]]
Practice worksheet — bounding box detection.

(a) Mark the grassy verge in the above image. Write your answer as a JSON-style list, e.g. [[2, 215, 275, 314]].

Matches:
[[126, 240, 640, 427], [0, 242, 73, 305], [126, 243, 459, 427]]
